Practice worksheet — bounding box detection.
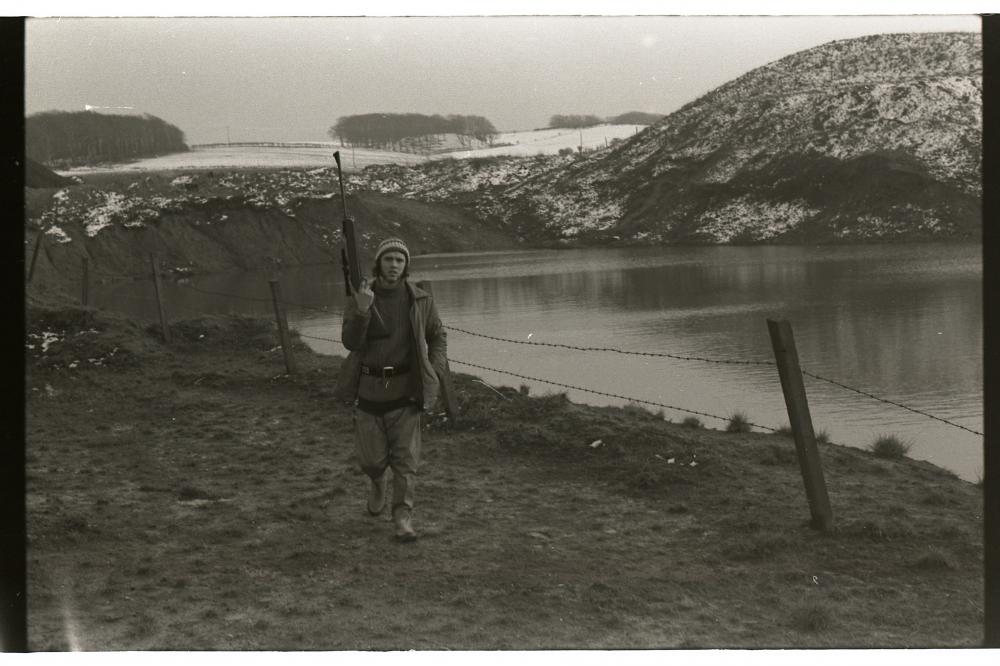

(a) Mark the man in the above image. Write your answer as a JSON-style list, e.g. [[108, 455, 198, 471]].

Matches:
[[334, 237, 447, 542]]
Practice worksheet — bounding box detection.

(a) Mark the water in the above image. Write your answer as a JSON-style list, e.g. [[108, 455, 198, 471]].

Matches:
[[94, 243, 983, 481]]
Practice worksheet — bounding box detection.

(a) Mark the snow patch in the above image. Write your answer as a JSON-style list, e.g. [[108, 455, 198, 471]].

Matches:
[[45, 225, 72, 244], [697, 198, 817, 242]]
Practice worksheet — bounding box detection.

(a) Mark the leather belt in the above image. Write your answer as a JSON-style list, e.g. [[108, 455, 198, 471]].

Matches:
[[361, 364, 410, 379]]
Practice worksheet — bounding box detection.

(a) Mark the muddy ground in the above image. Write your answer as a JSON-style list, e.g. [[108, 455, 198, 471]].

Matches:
[[24, 299, 984, 650]]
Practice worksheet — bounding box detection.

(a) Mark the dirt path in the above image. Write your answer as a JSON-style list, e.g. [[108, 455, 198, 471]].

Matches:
[[25, 304, 984, 649]]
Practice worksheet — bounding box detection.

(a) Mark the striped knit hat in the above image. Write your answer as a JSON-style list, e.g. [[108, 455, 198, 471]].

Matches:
[[374, 237, 410, 265]]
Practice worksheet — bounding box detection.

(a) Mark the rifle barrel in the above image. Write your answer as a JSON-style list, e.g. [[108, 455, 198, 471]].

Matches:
[[333, 151, 349, 219]]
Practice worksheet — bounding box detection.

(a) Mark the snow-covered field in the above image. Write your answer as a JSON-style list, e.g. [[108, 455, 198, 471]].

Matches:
[[56, 125, 648, 175], [451, 124, 646, 159], [57, 145, 429, 175]]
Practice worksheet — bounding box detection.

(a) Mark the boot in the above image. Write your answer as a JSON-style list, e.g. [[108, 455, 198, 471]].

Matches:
[[392, 505, 417, 542], [366, 474, 386, 516]]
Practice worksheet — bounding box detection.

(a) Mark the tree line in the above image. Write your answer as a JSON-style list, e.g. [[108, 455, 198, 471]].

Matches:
[[548, 111, 663, 129], [26, 111, 188, 167], [329, 113, 498, 151]]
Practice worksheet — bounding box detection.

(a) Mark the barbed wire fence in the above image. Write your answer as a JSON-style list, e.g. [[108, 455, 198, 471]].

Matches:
[[28, 251, 984, 439], [441, 324, 984, 437]]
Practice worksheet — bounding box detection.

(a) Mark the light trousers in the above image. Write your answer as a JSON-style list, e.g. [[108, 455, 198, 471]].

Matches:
[[354, 404, 421, 510]]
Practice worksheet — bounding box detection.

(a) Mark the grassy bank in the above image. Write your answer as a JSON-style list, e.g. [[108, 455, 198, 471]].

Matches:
[[25, 168, 519, 289], [25, 300, 984, 649]]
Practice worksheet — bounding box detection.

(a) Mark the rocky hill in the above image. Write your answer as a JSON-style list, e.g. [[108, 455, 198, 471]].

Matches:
[[354, 32, 982, 243], [24, 32, 982, 284], [26, 158, 76, 188]]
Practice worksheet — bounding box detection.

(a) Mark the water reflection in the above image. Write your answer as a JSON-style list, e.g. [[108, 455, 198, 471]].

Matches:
[[92, 243, 982, 480]]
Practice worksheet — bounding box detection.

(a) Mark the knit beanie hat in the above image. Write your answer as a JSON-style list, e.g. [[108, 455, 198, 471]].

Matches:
[[374, 237, 410, 265]]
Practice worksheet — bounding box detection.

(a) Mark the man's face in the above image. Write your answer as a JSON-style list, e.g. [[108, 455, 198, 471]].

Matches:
[[378, 251, 407, 285]]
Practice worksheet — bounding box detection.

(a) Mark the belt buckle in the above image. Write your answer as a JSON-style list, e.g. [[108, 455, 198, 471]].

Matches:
[[382, 366, 394, 377]]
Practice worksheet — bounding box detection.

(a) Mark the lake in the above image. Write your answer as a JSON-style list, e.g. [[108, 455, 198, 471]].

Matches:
[[93, 243, 983, 482]]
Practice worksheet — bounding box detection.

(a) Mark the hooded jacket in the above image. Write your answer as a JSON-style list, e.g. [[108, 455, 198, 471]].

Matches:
[[334, 280, 447, 409]]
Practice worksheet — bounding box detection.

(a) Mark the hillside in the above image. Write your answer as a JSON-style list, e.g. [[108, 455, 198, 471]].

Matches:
[[24, 33, 982, 285], [351, 32, 982, 243], [24, 169, 518, 284], [26, 158, 75, 188]]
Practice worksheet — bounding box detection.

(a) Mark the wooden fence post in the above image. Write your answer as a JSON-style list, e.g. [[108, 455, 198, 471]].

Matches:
[[416, 280, 458, 421], [150, 254, 171, 343], [81, 257, 90, 306], [28, 231, 43, 283], [269, 279, 297, 375], [766, 319, 833, 531]]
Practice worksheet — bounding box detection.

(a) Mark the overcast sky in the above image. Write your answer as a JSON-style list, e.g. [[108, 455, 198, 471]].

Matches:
[[25, 14, 980, 144]]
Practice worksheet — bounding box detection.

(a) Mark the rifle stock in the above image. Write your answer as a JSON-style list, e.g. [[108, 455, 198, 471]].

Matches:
[[342, 216, 362, 293]]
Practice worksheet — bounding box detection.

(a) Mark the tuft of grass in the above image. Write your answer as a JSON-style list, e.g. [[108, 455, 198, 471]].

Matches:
[[722, 534, 789, 562], [126, 612, 158, 640], [452, 390, 501, 431], [773, 425, 829, 443], [922, 491, 949, 506], [914, 549, 955, 571], [495, 424, 563, 451], [726, 411, 752, 433], [885, 503, 908, 517], [61, 514, 91, 533], [681, 416, 703, 429], [839, 519, 913, 542], [632, 469, 666, 490], [623, 402, 663, 421], [936, 524, 968, 541], [176, 484, 216, 501], [759, 443, 797, 466], [870, 434, 911, 460], [509, 391, 570, 420], [869, 462, 892, 476], [789, 601, 832, 633]]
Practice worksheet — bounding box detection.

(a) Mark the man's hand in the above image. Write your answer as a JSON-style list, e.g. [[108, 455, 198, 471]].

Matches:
[[352, 277, 374, 312]]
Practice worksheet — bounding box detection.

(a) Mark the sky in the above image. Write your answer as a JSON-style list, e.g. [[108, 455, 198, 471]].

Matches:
[[25, 12, 981, 145]]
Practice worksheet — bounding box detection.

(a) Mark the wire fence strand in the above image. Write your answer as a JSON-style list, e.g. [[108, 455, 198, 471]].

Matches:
[[801, 370, 983, 436], [296, 331, 338, 344], [77, 275, 983, 439], [449, 357, 779, 432], [276, 327, 779, 431], [447, 323, 983, 437], [174, 282, 336, 314], [173, 283, 276, 304], [446, 325, 776, 366]]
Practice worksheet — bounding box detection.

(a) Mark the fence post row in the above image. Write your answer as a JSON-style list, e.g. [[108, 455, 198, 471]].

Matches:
[[416, 280, 458, 421], [269, 279, 297, 375], [766, 318, 833, 531], [150, 254, 171, 344]]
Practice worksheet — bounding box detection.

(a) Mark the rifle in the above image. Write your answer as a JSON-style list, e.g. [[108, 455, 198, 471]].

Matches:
[[334, 151, 361, 294], [334, 151, 387, 335], [339, 247, 352, 297]]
